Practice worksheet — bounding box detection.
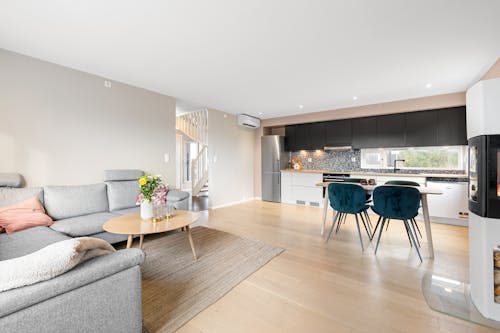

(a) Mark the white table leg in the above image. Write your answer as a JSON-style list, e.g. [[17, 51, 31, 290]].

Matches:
[[321, 188, 329, 235], [421, 194, 435, 259], [126, 234, 133, 249]]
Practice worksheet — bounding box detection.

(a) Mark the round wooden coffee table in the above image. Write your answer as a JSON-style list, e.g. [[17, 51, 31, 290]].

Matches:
[[103, 210, 200, 260]]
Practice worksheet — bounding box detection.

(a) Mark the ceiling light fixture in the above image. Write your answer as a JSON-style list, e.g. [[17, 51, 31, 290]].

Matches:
[[299, 105, 304, 109], [353, 96, 358, 101], [426, 83, 432, 88]]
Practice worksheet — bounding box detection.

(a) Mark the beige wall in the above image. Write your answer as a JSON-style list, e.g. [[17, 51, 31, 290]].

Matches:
[[0, 49, 177, 186], [481, 58, 500, 80], [208, 109, 255, 208]]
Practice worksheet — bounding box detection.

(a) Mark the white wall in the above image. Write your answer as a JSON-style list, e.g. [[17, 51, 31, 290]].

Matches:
[[0, 49, 177, 186], [207, 109, 255, 208]]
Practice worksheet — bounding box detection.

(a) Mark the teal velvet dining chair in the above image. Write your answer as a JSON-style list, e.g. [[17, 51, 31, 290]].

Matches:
[[371, 185, 422, 262], [326, 183, 373, 251], [383, 180, 423, 243]]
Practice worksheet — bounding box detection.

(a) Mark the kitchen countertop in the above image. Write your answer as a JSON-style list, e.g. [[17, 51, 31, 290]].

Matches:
[[281, 169, 468, 179]]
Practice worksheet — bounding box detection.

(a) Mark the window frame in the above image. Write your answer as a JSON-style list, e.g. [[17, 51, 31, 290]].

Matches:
[[360, 146, 468, 171]]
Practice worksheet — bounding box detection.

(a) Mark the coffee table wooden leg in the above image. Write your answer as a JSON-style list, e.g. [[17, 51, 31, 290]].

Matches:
[[139, 235, 144, 249], [186, 226, 197, 260], [126, 234, 133, 249]]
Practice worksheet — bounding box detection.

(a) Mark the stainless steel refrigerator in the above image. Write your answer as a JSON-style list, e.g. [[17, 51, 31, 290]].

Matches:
[[261, 135, 288, 202]]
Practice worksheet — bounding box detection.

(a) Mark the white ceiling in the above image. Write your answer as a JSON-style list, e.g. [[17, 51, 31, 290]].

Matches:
[[1, 0, 499, 119], [175, 99, 205, 115]]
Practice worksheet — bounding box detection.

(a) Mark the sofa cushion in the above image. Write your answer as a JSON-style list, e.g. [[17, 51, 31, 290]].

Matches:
[[0, 197, 53, 234], [0, 173, 23, 188], [50, 212, 118, 237], [0, 248, 144, 319], [167, 190, 190, 202], [44, 184, 108, 220], [90, 231, 132, 244], [104, 169, 144, 182], [106, 180, 140, 211], [0, 226, 70, 261], [0, 187, 44, 208], [113, 206, 140, 215]]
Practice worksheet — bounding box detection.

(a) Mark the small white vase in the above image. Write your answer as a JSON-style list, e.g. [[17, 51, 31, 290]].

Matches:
[[140, 200, 154, 220]]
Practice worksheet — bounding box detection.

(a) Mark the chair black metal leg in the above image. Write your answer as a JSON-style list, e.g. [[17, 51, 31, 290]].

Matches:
[[336, 213, 344, 233], [364, 211, 373, 237], [404, 221, 413, 247], [371, 216, 382, 239], [409, 218, 421, 247], [359, 212, 372, 240], [364, 210, 373, 230], [326, 212, 340, 242], [354, 214, 364, 252], [374, 218, 386, 255], [412, 218, 423, 238], [404, 219, 422, 263]]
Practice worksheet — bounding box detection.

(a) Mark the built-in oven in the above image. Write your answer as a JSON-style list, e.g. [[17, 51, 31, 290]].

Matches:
[[468, 135, 500, 218]]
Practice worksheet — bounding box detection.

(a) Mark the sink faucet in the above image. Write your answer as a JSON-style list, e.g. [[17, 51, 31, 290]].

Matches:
[[393, 159, 405, 173]]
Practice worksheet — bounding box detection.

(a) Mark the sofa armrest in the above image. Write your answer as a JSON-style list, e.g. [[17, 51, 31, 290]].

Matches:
[[0, 248, 144, 318]]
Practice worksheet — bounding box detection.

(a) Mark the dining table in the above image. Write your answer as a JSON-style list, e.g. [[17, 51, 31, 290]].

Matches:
[[316, 181, 443, 259]]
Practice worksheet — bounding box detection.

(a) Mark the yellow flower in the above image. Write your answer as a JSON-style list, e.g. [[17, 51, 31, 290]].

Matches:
[[139, 176, 147, 187]]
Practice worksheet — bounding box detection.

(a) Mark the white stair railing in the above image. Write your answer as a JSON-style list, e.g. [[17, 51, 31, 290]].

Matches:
[[176, 109, 208, 146], [191, 145, 209, 196]]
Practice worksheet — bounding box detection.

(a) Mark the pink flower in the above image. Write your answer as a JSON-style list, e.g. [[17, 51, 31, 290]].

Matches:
[[136, 193, 144, 205]]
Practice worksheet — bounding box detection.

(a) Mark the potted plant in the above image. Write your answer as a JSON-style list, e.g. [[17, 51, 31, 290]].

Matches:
[[136, 174, 165, 220]]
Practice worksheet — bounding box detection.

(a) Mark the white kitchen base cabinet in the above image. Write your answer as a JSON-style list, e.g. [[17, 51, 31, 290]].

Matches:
[[281, 171, 323, 207], [426, 181, 469, 226]]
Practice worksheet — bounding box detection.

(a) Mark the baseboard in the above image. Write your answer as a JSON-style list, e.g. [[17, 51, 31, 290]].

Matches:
[[210, 197, 259, 210]]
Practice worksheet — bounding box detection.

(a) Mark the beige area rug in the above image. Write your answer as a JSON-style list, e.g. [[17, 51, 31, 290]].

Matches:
[[140, 226, 284, 333]]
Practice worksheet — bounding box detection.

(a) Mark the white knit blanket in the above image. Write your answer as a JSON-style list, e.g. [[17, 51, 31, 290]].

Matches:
[[0, 237, 115, 292]]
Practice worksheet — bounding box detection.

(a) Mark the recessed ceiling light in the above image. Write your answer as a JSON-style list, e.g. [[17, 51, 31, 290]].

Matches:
[[352, 96, 358, 101], [426, 83, 432, 88], [298, 105, 304, 109]]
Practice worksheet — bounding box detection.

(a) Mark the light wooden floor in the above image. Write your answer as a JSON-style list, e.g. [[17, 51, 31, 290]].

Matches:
[[173, 200, 495, 333]]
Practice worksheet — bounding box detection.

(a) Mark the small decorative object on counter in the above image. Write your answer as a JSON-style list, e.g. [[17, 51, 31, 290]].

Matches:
[[291, 156, 303, 170], [136, 174, 169, 221]]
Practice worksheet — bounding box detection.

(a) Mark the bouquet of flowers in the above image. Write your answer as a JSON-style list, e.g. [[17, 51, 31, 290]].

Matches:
[[136, 174, 168, 204]]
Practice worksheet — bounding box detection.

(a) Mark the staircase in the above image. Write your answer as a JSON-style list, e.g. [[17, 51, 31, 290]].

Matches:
[[176, 109, 209, 196], [176, 109, 208, 146], [191, 145, 209, 196]]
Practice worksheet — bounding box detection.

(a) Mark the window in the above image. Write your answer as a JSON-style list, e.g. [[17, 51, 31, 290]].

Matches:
[[360, 146, 468, 170]]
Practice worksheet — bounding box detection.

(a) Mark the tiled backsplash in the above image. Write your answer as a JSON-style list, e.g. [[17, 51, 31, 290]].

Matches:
[[290, 150, 466, 175]]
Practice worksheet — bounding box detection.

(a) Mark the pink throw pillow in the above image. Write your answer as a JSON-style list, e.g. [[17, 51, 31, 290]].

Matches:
[[0, 197, 53, 234]]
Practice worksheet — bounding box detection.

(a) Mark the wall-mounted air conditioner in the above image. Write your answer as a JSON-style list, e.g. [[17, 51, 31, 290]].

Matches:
[[237, 114, 261, 129]]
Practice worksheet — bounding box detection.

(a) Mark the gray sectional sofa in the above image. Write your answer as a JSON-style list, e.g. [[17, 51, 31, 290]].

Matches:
[[0, 170, 190, 333]]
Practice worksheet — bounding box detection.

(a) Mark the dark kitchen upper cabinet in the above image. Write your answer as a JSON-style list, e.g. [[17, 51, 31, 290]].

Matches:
[[284, 125, 296, 151], [324, 119, 352, 146], [352, 117, 377, 148], [405, 110, 438, 147], [295, 123, 325, 150], [437, 106, 467, 146], [376, 114, 406, 148], [295, 122, 325, 150], [284, 106, 466, 151]]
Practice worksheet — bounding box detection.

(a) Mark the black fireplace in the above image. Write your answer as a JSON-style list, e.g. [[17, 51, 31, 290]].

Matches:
[[469, 135, 500, 218]]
